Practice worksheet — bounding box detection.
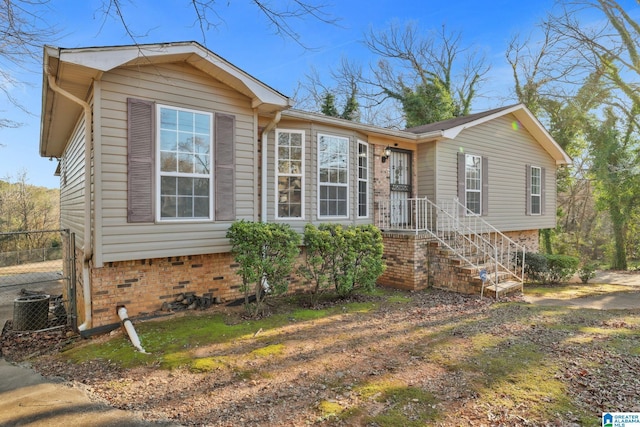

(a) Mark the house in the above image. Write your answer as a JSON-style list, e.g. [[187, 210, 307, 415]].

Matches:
[[39, 42, 571, 332]]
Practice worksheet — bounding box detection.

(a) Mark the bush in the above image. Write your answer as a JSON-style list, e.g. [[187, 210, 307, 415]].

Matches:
[[515, 252, 579, 284], [545, 254, 580, 283], [226, 220, 300, 316], [299, 224, 385, 301], [578, 263, 597, 284], [515, 252, 548, 283]]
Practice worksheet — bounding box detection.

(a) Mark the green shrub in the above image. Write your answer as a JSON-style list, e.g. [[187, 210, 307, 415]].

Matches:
[[515, 251, 548, 283], [226, 220, 300, 316], [578, 263, 597, 284], [299, 223, 385, 301], [545, 254, 580, 283]]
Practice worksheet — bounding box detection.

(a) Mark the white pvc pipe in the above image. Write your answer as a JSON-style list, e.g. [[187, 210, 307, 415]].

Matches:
[[117, 306, 148, 354]]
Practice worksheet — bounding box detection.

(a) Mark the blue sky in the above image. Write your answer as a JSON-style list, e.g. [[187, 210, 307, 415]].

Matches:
[[0, 0, 631, 188]]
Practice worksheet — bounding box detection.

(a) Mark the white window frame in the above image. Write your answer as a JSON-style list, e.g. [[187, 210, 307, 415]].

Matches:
[[357, 140, 369, 218], [465, 154, 482, 216], [275, 129, 305, 219], [317, 133, 349, 219], [156, 104, 213, 222], [530, 165, 542, 215]]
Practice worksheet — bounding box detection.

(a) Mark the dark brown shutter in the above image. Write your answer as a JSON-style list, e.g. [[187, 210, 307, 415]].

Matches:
[[481, 156, 489, 216], [525, 164, 531, 216], [127, 98, 155, 223], [540, 167, 546, 215], [215, 113, 236, 221], [457, 152, 465, 205]]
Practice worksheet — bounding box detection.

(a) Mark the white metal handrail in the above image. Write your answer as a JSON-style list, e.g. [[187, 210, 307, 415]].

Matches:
[[377, 197, 526, 295], [440, 197, 526, 285]]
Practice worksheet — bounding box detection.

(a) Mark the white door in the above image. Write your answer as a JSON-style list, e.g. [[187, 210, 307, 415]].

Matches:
[[389, 150, 412, 227]]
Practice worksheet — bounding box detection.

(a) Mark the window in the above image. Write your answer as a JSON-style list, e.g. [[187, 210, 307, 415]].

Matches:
[[318, 134, 349, 217], [526, 164, 544, 216], [157, 105, 212, 220], [276, 130, 304, 218], [127, 98, 235, 223], [465, 154, 482, 215], [358, 141, 369, 218], [530, 166, 541, 215]]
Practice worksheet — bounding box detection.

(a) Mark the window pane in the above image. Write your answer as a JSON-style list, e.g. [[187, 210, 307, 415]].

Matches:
[[160, 108, 177, 129], [194, 114, 209, 134], [160, 130, 177, 151], [467, 192, 481, 215], [160, 152, 177, 172], [161, 196, 176, 218], [193, 178, 209, 196], [194, 154, 209, 174], [318, 134, 348, 217], [531, 195, 541, 215], [158, 106, 213, 220], [178, 110, 193, 132], [194, 197, 210, 217], [276, 131, 304, 218], [178, 177, 193, 196], [178, 153, 194, 173], [177, 196, 193, 217], [161, 176, 176, 195]]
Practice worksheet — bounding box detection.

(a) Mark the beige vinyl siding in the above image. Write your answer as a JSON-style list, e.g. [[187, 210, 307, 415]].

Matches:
[[60, 116, 87, 247], [97, 62, 256, 263], [417, 142, 436, 200], [435, 114, 557, 231], [265, 119, 373, 233]]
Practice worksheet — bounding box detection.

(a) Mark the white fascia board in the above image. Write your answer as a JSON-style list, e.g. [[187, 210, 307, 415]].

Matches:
[[53, 43, 290, 108]]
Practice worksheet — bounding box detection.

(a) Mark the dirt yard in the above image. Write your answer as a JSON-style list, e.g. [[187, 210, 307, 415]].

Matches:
[[3, 280, 640, 427]]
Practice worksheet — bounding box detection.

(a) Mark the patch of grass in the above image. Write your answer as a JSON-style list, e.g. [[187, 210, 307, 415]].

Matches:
[[352, 379, 439, 426], [61, 299, 380, 369], [387, 295, 412, 304], [249, 343, 285, 358], [317, 400, 345, 418], [455, 332, 592, 423], [288, 308, 330, 321], [190, 356, 229, 372], [526, 283, 632, 299]]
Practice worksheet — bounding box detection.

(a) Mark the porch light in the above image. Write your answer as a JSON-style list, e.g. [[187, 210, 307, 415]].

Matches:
[[381, 146, 392, 163]]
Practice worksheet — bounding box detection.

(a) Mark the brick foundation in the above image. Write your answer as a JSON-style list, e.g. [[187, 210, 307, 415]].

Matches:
[[379, 233, 431, 290], [76, 228, 541, 329], [380, 229, 540, 294], [84, 251, 310, 329]]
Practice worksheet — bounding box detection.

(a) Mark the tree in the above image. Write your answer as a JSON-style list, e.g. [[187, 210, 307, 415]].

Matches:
[[101, 0, 337, 48], [0, 1, 337, 130], [587, 107, 640, 270], [0, 0, 58, 128], [0, 172, 60, 253], [364, 22, 489, 126], [298, 57, 362, 122]]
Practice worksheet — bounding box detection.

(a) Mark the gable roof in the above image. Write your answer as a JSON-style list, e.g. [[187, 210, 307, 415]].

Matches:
[[406, 104, 572, 166], [40, 41, 292, 157]]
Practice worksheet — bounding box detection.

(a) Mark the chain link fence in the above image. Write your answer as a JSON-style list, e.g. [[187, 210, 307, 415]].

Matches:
[[0, 230, 76, 333]]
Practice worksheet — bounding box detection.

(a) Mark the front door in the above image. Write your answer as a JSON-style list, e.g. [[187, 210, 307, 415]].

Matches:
[[389, 150, 412, 227]]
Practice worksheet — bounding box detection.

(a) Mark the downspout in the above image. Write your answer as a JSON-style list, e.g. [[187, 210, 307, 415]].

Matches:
[[45, 55, 93, 331], [260, 111, 281, 223]]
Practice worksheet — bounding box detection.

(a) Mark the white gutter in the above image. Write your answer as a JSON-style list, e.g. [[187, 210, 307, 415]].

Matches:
[[260, 112, 282, 223], [45, 52, 93, 331]]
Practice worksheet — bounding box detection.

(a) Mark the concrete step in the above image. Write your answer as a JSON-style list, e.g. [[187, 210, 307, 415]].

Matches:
[[482, 280, 523, 298]]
